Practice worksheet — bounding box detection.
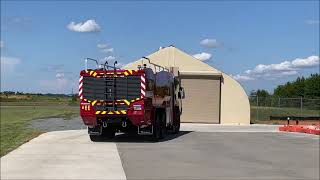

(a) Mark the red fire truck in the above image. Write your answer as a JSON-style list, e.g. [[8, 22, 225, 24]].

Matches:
[[79, 57, 185, 141]]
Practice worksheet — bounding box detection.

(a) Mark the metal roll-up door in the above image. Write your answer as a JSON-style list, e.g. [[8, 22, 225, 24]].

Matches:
[[180, 75, 221, 123]]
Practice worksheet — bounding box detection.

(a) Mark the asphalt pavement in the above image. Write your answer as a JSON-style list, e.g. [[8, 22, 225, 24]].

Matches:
[[117, 131, 319, 180], [1, 121, 319, 180]]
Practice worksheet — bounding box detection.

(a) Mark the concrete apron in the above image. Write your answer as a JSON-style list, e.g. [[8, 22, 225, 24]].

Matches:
[[0, 130, 127, 180]]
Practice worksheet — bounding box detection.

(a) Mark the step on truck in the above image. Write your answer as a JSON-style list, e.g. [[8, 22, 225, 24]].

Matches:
[[79, 57, 185, 141]]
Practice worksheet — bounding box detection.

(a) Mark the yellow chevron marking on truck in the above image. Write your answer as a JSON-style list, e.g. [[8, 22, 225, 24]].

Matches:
[[91, 100, 97, 106], [93, 72, 97, 77], [89, 71, 94, 75], [121, 110, 127, 114], [124, 71, 129, 76], [128, 70, 133, 74], [95, 110, 127, 115], [123, 99, 130, 105]]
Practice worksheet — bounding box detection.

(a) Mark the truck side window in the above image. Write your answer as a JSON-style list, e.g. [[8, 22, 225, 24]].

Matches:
[[145, 68, 155, 91]]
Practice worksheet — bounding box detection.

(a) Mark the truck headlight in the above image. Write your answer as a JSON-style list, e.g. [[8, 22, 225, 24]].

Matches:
[[133, 105, 142, 111]]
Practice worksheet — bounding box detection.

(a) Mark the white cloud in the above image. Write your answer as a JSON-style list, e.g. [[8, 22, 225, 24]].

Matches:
[[0, 41, 3, 48], [193, 52, 212, 61], [105, 56, 116, 61], [39, 78, 69, 92], [67, 19, 101, 32], [246, 61, 293, 75], [55, 73, 65, 78], [200, 38, 220, 48], [231, 74, 254, 81], [291, 55, 319, 68], [1, 56, 20, 68], [100, 48, 114, 53], [281, 71, 298, 75], [232, 55, 319, 81], [97, 43, 108, 49], [306, 19, 320, 25], [40, 71, 77, 93], [1, 56, 21, 78], [99, 56, 117, 67], [97, 43, 114, 53]]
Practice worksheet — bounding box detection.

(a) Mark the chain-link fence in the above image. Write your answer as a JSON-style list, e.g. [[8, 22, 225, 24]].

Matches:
[[249, 96, 320, 122]]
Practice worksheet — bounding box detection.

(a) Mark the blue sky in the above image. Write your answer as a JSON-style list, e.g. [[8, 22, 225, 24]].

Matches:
[[1, 1, 319, 94]]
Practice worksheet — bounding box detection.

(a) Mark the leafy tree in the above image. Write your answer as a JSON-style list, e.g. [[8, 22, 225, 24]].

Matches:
[[304, 74, 320, 98], [273, 74, 319, 98], [250, 89, 270, 97]]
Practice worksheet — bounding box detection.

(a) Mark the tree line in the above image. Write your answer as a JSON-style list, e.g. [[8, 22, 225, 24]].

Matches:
[[250, 73, 320, 98], [0, 91, 73, 97], [249, 74, 320, 109]]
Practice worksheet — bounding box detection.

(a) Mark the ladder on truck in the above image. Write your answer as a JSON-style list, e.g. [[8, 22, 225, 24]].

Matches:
[[85, 58, 119, 111]]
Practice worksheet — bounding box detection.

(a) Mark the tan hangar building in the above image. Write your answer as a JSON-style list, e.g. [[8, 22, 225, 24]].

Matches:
[[124, 46, 250, 125]]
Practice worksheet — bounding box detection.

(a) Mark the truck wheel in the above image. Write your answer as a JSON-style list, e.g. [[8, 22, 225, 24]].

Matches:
[[160, 112, 167, 139], [89, 135, 101, 142], [173, 111, 180, 134], [152, 113, 161, 141]]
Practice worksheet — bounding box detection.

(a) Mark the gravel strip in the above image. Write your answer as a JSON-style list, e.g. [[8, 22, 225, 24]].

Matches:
[[29, 116, 86, 132]]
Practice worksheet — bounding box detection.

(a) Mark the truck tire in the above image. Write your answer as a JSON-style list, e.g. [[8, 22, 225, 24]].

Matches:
[[89, 135, 101, 142], [160, 112, 167, 139], [172, 111, 180, 134], [152, 113, 162, 141]]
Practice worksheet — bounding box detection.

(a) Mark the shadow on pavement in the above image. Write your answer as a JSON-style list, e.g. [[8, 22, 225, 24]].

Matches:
[[99, 131, 192, 143]]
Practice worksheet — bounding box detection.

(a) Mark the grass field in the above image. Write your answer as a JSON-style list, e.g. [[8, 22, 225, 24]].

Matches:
[[0, 96, 79, 156], [251, 106, 320, 123]]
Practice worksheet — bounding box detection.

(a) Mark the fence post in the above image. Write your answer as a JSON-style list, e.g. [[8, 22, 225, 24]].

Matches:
[[300, 96, 303, 117], [256, 96, 259, 121]]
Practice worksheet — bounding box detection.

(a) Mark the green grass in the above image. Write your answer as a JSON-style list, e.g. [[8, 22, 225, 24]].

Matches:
[[0, 104, 79, 156], [251, 106, 320, 123]]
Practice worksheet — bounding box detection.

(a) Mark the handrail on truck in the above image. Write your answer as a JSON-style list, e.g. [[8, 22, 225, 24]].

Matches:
[[85, 58, 99, 71], [142, 57, 169, 72], [85, 57, 119, 71]]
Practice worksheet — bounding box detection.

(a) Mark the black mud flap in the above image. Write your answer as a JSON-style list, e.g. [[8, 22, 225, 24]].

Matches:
[[88, 126, 102, 135]]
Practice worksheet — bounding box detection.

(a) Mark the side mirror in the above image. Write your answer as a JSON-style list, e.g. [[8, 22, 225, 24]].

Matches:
[[179, 87, 185, 99]]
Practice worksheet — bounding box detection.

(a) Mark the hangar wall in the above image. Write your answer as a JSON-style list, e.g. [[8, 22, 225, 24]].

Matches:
[[124, 46, 250, 125], [220, 74, 250, 125]]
